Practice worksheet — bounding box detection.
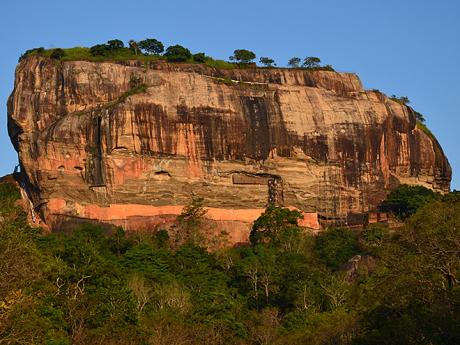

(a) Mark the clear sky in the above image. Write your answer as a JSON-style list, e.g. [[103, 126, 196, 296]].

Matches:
[[0, 0, 459, 189]]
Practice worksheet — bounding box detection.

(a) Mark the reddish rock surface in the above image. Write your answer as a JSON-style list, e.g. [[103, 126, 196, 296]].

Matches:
[[7, 56, 451, 241]]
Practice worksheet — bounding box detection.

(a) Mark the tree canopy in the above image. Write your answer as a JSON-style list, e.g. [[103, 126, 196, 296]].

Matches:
[[229, 49, 256, 64], [288, 57, 301, 68], [259, 57, 275, 67], [138, 38, 164, 55], [303, 56, 321, 68], [164, 44, 192, 62], [1, 182, 460, 344], [379, 184, 439, 220]]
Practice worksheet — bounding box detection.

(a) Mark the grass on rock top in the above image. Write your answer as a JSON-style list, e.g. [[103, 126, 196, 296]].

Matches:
[[25, 47, 236, 69]]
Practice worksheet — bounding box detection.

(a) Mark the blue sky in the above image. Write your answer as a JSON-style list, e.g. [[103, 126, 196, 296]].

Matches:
[[0, 0, 459, 189]]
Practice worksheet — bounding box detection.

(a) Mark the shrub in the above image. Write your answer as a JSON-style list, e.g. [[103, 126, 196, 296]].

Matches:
[[320, 64, 335, 71], [164, 44, 192, 62], [442, 190, 460, 203], [50, 48, 65, 60], [18, 47, 45, 62], [193, 52, 206, 63], [359, 223, 390, 251], [90, 44, 111, 56]]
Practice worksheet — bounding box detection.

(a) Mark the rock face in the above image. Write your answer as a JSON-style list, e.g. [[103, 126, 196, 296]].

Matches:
[[7, 56, 451, 238]]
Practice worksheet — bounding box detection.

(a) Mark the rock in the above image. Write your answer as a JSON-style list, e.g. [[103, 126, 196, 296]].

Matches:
[[7, 56, 451, 241], [341, 255, 377, 281]]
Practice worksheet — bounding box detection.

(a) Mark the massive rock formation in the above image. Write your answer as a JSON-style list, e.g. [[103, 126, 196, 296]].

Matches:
[[7, 56, 451, 239]]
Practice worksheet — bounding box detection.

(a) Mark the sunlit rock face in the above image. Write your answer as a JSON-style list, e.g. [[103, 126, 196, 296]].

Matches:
[[8, 56, 451, 239]]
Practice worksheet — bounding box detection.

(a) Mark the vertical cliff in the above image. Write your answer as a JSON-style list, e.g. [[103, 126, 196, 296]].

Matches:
[[7, 56, 451, 237]]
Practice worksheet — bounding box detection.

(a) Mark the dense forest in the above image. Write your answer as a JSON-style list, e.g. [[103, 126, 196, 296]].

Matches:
[[1, 181, 459, 345]]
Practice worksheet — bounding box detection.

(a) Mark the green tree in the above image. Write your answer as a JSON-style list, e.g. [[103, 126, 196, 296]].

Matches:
[[249, 206, 303, 251], [50, 48, 65, 60], [303, 56, 321, 68], [414, 110, 426, 123], [90, 44, 110, 56], [259, 57, 275, 67], [128, 40, 140, 55], [18, 47, 45, 62], [355, 199, 460, 344], [229, 49, 256, 64], [390, 95, 410, 105], [379, 184, 439, 220], [314, 228, 359, 269], [442, 190, 460, 203], [164, 44, 192, 62], [175, 196, 207, 246], [193, 52, 206, 63], [288, 57, 301, 68], [107, 39, 124, 50], [138, 38, 164, 55], [90, 40, 125, 57]]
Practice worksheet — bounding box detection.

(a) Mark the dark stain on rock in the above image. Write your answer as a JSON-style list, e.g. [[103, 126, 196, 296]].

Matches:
[[85, 114, 105, 186], [241, 96, 272, 160]]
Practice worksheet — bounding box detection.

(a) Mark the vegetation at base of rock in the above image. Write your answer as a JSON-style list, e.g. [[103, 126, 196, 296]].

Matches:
[[379, 184, 440, 220], [1, 181, 460, 344], [249, 206, 303, 248], [314, 228, 360, 269]]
